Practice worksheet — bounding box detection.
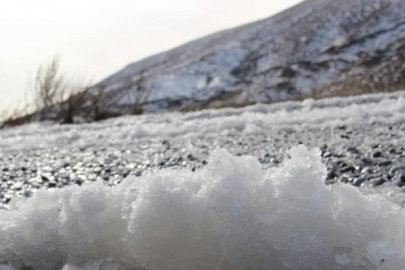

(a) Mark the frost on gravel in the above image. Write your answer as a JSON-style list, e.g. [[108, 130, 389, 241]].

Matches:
[[1, 145, 405, 269], [1, 92, 404, 152]]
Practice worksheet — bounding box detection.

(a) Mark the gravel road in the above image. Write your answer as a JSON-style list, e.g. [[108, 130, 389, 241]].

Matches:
[[1, 92, 405, 207]]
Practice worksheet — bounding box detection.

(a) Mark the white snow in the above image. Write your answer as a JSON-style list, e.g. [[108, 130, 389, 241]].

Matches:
[[1, 145, 405, 269], [1, 91, 405, 269], [398, 96, 405, 113], [91, 0, 405, 110], [0, 91, 404, 151]]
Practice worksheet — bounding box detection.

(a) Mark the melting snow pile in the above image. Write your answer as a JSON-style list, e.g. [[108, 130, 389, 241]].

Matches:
[[1, 145, 405, 270]]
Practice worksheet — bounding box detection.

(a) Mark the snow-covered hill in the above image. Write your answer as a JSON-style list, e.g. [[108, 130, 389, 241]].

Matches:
[[91, 0, 405, 114]]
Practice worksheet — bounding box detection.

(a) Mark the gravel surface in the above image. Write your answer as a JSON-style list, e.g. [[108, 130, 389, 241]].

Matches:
[[1, 93, 405, 207]]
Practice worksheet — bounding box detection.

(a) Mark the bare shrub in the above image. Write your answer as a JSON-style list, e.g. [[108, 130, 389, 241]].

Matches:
[[0, 97, 31, 128], [0, 56, 91, 128], [61, 86, 89, 124], [33, 56, 66, 111], [2, 56, 154, 128], [29, 56, 91, 123]]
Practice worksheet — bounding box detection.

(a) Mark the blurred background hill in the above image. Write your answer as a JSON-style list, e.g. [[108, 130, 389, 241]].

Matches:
[[2, 0, 405, 126]]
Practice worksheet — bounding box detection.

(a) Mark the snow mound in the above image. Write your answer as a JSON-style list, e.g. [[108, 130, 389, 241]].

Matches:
[[1, 145, 405, 269]]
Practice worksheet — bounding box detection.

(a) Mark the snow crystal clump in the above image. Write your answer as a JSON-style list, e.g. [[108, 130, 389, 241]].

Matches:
[[1, 145, 405, 270]]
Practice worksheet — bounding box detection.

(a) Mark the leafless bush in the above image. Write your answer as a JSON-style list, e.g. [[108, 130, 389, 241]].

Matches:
[[1, 56, 91, 128], [33, 56, 66, 111], [60, 86, 89, 124], [2, 56, 154, 128], [30, 56, 91, 122], [0, 97, 31, 128]]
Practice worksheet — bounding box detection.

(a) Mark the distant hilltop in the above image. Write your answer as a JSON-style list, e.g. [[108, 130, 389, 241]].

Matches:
[[90, 0, 405, 115], [4, 0, 405, 126]]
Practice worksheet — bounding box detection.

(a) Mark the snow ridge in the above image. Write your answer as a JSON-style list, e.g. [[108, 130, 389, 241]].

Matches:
[[1, 145, 405, 269]]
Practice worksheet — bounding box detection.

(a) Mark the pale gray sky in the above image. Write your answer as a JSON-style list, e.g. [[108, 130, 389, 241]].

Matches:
[[0, 0, 302, 108]]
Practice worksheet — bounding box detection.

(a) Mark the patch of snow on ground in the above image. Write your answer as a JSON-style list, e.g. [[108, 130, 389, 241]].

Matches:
[[1, 145, 405, 269], [0, 92, 404, 151]]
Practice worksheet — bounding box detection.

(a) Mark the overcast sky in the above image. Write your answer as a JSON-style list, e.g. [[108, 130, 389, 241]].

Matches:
[[0, 0, 302, 108]]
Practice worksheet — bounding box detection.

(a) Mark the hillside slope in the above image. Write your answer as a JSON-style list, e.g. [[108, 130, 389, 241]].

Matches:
[[90, 0, 405, 114]]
